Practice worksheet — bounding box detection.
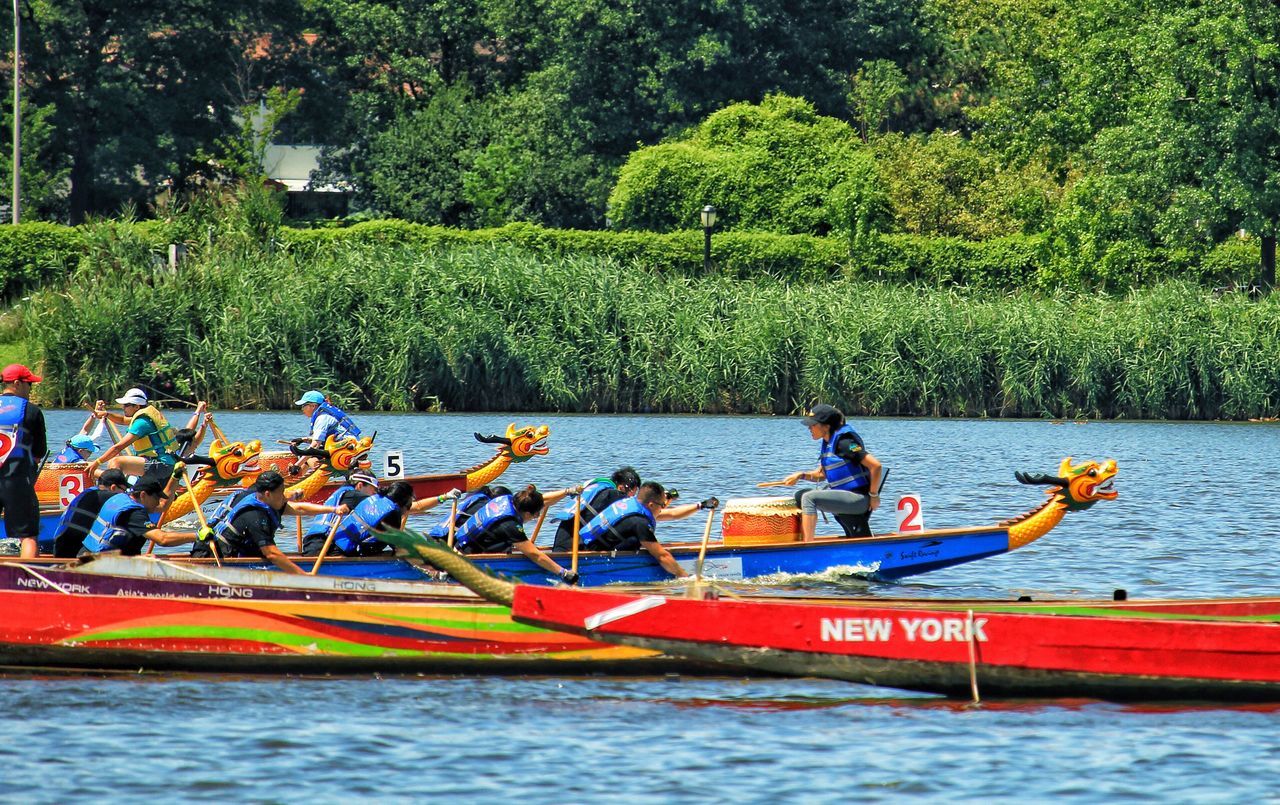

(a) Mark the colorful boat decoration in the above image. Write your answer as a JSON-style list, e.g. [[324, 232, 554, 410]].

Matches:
[[0, 557, 670, 674], [503, 585, 1280, 701]]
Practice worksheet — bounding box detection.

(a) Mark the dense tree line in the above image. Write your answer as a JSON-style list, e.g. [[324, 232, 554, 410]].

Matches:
[[3, 0, 1279, 282]]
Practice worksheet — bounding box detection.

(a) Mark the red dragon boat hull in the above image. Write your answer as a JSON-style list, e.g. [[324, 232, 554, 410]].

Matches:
[[507, 587, 1280, 701]]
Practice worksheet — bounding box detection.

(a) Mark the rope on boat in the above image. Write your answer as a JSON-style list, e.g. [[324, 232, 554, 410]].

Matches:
[[11, 563, 74, 595], [967, 609, 981, 704]]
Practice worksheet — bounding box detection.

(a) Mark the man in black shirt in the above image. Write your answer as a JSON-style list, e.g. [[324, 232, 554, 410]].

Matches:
[[550, 467, 640, 551], [0, 364, 48, 558], [52, 468, 129, 558], [217, 470, 346, 574], [79, 475, 200, 556], [577, 482, 709, 578]]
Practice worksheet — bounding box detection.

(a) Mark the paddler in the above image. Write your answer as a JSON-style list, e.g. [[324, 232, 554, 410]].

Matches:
[[316, 479, 420, 557], [87, 389, 208, 478], [209, 470, 348, 574], [51, 434, 99, 464], [300, 469, 382, 555], [576, 482, 715, 578], [774, 404, 883, 541], [452, 485, 580, 584], [549, 468, 706, 550], [79, 473, 199, 555], [52, 468, 129, 557]]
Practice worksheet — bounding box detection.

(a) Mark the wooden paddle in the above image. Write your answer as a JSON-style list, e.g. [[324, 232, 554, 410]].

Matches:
[[181, 463, 222, 568], [756, 479, 793, 488], [528, 505, 550, 545], [308, 512, 346, 575], [446, 498, 460, 549], [569, 496, 583, 575], [692, 503, 718, 584], [206, 414, 230, 445]]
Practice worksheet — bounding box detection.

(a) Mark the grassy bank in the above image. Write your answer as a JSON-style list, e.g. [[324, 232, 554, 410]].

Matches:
[[25, 242, 1280, 419]]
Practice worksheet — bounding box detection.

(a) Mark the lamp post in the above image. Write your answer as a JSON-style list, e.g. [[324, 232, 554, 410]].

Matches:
[[11, 0, 20, 224], [700, 204, 717, 272]]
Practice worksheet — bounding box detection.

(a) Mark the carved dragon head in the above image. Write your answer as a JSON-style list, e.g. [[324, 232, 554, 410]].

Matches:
[[1015, 457, 1118, 512], [200, 438, 264, 487], [324, 433, 376, 473], [473, 423, 550, 463]]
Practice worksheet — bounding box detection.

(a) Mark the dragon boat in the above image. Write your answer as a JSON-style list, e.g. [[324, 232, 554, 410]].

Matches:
[[0, 556, 675, 675], [198, 456, 1119, 586], [499, 585, 1280, 702], [10, 423, 550, 549]]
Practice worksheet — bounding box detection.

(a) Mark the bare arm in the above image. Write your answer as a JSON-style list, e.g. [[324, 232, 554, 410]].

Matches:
[[863, 452, 883, 511], [262, 544, 305, 574], [92, 431, 140, 466], [144, 528, 197, 547], [512, 540, 566, 576], [643, 540, 688, 578], [656, 502, 701, 521], [283, 501, 345, 517]]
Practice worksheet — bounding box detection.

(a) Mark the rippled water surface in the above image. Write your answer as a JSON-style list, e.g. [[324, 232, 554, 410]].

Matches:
[[2, 411, 1278, 802]]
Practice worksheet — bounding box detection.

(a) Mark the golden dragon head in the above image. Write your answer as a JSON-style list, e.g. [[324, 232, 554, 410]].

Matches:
[[198, 438, 264, 488], [1015, 457, 1118, 512], [324, 433, 376, 473], [473, 423, 550, 464]]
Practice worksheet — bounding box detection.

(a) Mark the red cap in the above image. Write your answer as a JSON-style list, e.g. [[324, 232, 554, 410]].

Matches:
[[0, 364, 41, 383]]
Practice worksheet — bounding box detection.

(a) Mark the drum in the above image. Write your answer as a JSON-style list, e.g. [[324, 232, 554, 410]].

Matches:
[[720, 495, 802, 545]]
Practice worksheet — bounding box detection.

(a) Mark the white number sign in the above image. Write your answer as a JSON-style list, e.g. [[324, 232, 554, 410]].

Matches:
[[59, 472, 88, 508], [382, 450, 405, 480], [896, 492, 925, 533]]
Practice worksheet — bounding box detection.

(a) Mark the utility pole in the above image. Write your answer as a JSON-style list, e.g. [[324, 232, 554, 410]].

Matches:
[[11, 0, 20, 224]]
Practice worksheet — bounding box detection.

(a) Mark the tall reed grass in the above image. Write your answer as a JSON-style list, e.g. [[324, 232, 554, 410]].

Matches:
[[25, 239, 1280, 419]]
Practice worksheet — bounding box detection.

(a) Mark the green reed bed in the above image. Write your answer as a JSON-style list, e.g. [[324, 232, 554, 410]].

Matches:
[[25, 241, 1280, 419]]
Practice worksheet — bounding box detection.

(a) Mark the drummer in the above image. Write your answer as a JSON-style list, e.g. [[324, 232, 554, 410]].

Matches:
[[776, 404, 883, 541]]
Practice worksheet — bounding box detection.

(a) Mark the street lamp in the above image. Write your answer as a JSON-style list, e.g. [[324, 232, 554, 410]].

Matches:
[[700, 204, 717, 272], [11, 0, 20, 224]]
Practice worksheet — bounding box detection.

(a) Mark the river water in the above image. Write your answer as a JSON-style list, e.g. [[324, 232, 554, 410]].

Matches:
[[2, 410, 1277, 802]]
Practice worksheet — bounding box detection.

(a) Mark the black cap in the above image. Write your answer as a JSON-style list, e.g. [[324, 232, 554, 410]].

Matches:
[[132, 477, 170, 499], [801, 404, 843, 427], [97, 469, 128, 488], [254, 470, 285, 493]]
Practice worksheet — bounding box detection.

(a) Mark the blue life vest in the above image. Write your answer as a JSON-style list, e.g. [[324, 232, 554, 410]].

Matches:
[[426, 490, 490, 538], [819, 423, 870, 492], [52, 443, 86, 464], [332, 494, 400, 554], [0, 394, 31, 467], [82, 493, 147, 553], [206, 488, 254, 532], [216, 493, 282, 555], [306, 485, 353, 539], [578, 497, 657, 550], [53, 487, 112, 555], [555, 480, 615, 522], [453, 495, 520, 550], [311, 400, 361, 440]]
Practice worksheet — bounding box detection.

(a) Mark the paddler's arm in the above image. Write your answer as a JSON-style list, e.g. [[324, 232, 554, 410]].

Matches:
[[87, 430, 141, 471], [510, 539, 574, 579], [538, 485, 582, 508], [144, 528, 198, 547], [642, 537, 688, 578], [261, 543, 305, 574], [409, 488, 462, 514], [655, 497, 717, 521], [862, 453, 883, 512], [283, 501, 348, 518], [93, 400, 131, 427]]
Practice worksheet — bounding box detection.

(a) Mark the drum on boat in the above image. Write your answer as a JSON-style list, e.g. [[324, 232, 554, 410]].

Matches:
[[720, 496, 802, 545]]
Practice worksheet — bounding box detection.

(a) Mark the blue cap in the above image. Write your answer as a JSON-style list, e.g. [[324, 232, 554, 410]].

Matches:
[[293, 390, 325, 406], [70, 434, 98, 451]]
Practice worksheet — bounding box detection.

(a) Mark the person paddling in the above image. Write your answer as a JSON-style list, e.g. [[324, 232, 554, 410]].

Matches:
[[300, 470, 382, 555], [453, 485, 579, 584], [79, 474, 199, 556], [210, 470, 348, 574], [576, 482, 715, 578], [769, 404, 883, 541], [52, 468, 129, 557]]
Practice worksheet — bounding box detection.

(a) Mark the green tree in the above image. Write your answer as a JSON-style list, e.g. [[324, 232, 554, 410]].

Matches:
[[19, 0, 310, 222], [0, 99, 69, 219], [849, 60, 909, 142]]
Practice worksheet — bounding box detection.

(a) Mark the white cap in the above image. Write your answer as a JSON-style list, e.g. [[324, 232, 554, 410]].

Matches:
[[115, 387, 148, 406]]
